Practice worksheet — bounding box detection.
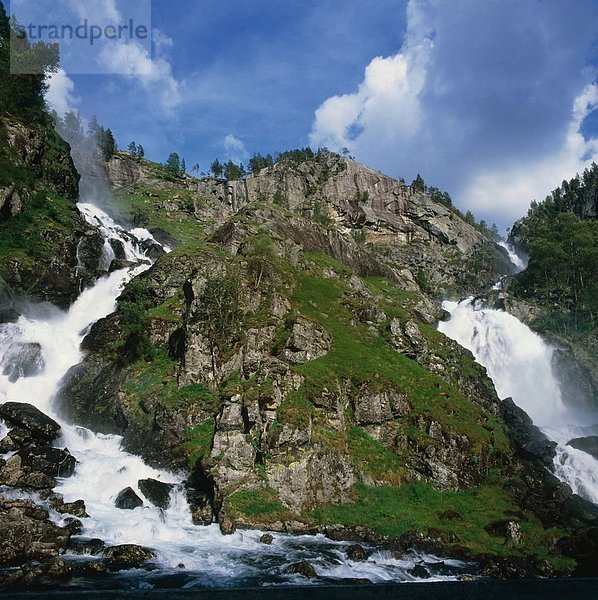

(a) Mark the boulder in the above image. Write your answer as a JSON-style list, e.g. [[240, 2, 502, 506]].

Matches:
[[259, 533, 274, 545], [346, 544, 368, 561], [0, 497, 70, 567], [138, 478, 173, 510], [114, 487, 143, 510], [68, 537, 105, 556], [0, 455, 55, 490], [409, 564, 431, 579], [485, 520, 523, 545], [0, 342, 45, 382], [289, 560, 317, 578], [103, 544, 157, 569], [282, 317, 331, 364], [51, 498, 89, 518], [567, 435, 598, 460], [0, 402, 61, 442], [499, 398, 556, 465], [17, 446, 77, 478]]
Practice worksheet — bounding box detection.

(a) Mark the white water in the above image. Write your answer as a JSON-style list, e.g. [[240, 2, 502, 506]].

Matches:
[[498, 241, 527, 272], [439, 258, 598, 504], [0, 202, 467, 587]]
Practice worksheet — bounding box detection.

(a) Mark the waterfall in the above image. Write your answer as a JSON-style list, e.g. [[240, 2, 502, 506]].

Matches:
[[439, 298, 598, 504], [0, 202, 466, 587]]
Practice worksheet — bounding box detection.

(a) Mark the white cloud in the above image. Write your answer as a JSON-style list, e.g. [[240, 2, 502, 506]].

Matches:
[[461, 83, 598, 227], [45, 68, 79, 115], [309, 0, 598, 227], [223, 134, 249, 163], [310, 1, 432, 152]]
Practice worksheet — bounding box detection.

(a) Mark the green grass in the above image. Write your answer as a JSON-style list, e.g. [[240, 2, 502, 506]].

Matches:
[[183, 419, 216, 468], [111, 183, 206, 246], [225, 487, 289, 522], [308, 481, 573, 566], [285, 263, 507, 454]]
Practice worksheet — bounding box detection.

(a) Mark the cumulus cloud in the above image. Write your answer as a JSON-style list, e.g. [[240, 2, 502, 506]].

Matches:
[[310, 0, 598, 227], [223, 134, 249, 163], [45, 68, 79, 115]]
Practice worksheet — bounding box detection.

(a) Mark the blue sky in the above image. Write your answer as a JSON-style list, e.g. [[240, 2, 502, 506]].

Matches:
[[9, 0, 598, 229]]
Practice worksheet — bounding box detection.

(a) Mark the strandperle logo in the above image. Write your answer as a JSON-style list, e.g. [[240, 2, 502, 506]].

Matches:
[[15, 18, 149, 46], [8, 0, 152, 75]]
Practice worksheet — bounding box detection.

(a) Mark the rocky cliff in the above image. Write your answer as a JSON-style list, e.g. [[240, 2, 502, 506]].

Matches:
[[0, 116, 105, 310], [49, 152, 594, 572]]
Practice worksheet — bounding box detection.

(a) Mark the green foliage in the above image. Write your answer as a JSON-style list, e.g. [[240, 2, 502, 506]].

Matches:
[[195, 273, 242, 365], [0, 6, 59, 122], [347, 427, 406, 483], [116, 277, 155, 361], [272, 189, 286, 206], [244, 234, 285, 289], [411, 173, 425, 192], [224, 160, 245, 180], [513, 212, 598, 333], [210, 158, 224, 178], [248, 152, 274, 173], [183, 419, 215, 468], [165, 152, 182, 174]]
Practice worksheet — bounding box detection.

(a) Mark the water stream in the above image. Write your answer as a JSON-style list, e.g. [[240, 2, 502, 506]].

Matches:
[[439, 250, 598, 504], [0, 202, 469, 588]]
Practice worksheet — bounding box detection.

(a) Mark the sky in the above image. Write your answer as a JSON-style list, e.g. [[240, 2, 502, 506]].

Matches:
[[9, 0, 598, 230]]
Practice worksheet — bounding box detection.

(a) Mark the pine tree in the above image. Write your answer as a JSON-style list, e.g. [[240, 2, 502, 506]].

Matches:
[[128, 141, 137, 154], [166, 152, 181, 173]]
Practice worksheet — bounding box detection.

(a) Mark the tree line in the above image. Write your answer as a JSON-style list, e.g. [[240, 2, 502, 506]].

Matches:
[[511, 163, 598, 334]]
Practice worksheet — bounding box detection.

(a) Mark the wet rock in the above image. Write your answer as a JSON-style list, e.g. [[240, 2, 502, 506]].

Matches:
[[289, 560, 317, 578], [219, 513, 236, 535], [185, 470, 215, 525], [0, 402, 61, 442], [500, 398, 556, 466], [0, 342, 45, 382], [140, 238, 166, 260], [0, 427, 32, 452], [138, 478, 173, 510], [45, 556, 73, 579], [0, 454, 56, 490], [409, 564, 431, 579], [109, 258, 136, 272], [114, 487, 143, 510], [103, 544, 157, 569], [17, 446, 77, 478], [77, 231, 106, 274], [561, 494, 598, 526], [109, 238, 127, 260], [557, 527, 598, 577], [0, 497, 70, 566], [282, 317, 331, 364], [76, 560, 108, 575], [259, 533, 274, 545], [62, 517, 83, 535], [0, 281, 19, 323], [51, 498, 89, 518], [567, 435, 598, 460], [68, 537, 106, 556], [346, 543, 368, 561]]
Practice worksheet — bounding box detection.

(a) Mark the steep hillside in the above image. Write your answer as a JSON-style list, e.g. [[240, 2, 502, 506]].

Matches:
[[104, 151, 513, 297], [52, 152, 596, 573]]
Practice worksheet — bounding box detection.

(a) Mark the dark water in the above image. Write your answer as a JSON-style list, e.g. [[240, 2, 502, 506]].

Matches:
[[6, 579, 598, 600]]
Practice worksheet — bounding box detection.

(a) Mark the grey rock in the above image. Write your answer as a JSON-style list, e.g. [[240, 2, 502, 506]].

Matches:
[[103, 544, 157, 568], [0, 402, 61, 442], [567, 435, 598, 460], [114, 487, 144, 510], [282, 317, 331, 364], [138, 478, 173, 510]]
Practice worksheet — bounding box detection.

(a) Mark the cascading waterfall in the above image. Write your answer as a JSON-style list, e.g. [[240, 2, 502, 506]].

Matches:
[[0, 201, 468, 588], [439, 251, 598, 505]]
